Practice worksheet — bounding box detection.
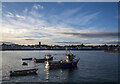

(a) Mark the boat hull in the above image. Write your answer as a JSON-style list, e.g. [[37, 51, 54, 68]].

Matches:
[[34, 57, 53, 63], [22, 62, 28, 65], [10, 68, 38, 77], [22, 58, 32, 60]]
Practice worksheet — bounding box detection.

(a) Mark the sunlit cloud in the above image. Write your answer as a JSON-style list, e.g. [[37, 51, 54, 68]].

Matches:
[[6, 12, 25, 19], [103, 40, 120, 44], [55, 41, 90, 44], [33, 4, 44, 10], [6, 12, 14, 17], [15, 14, 25, 19], [0, 41, 14, 45]]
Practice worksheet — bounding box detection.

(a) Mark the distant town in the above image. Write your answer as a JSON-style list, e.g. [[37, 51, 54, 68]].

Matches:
[[0, 42, 120, 51]]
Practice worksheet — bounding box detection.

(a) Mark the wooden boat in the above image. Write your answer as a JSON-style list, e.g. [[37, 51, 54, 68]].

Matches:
[[104, 49, 120, 53], [45, 49, 80, 69], [10, 68, 38, 76], [34, 54, 53, 63], [22, 58, 32, 60]]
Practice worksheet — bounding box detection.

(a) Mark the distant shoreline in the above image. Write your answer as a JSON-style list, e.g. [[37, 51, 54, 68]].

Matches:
[[1, 49, 104, 51], [104, 50, 120, 53], [1, 49, 120, 53]]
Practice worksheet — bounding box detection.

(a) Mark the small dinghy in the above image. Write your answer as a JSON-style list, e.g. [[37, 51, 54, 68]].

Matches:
[[34, 54, 53, 63], [22, 62, 28, 65], [10, 68, 38, 76], [22, 58, 32, 60]]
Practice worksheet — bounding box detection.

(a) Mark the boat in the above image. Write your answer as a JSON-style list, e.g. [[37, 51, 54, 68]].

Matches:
[[22, 58, 32, 60], [34, 54, 53, 63], [22, 62, 28, 65], [45, 49, 80, 69], [10, 68, 38, 76], [104, 49, 120, 53]]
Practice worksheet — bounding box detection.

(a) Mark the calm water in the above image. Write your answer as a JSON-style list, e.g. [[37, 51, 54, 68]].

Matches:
[[1, 50, 118, 82]]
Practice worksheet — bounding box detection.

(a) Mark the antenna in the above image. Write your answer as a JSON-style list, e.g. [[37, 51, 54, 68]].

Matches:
[[69, 49, 70, 54], [66, 47, 67, 55]]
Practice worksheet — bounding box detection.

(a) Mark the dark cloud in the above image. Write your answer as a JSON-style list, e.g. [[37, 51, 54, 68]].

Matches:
[[60, 32, 118, 38], [24, 35, 46, 38], [55, 41, 90, 44], [0, 41, 14, 44], [25, 39, 36, 40]]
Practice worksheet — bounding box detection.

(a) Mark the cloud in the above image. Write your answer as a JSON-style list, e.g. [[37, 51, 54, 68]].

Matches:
[[23, 8, 28, 13], [104, 40, 120, 44], [6, 12, 25, 19], [25, 39, 36, 41], [55, 40, 120, 45], [89, 40, 120, 45], [48, 8, 100, 27], [55, 41, 90, 44], [15, 14, 25, 19], [57, 2, 63, 4], [33, 4, 44, 10], [61, 7, 81, 17], [1, 3, 117, 45], [60, 31, 118, 38], [50, 4, 99, 26], [0, 41, 14, 45], [6, 12, 14, 17]]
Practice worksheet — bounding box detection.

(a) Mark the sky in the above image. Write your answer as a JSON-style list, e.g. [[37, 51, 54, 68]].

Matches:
[[1, 2, 119, 45]]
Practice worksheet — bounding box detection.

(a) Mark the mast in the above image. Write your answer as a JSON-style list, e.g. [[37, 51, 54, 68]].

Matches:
[[69, 49, 70, 54], [66, 47, 68, 55], [65, 47, 69, 62]]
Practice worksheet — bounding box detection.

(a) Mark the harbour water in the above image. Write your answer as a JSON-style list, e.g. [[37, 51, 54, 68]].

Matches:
[[1, 50, 118, 82]]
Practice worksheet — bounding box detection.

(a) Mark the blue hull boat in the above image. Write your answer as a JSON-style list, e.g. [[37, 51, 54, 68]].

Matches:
[[45, 49, 80, 69], [59, 59, 79, 68], [48, 59, 80, 69]]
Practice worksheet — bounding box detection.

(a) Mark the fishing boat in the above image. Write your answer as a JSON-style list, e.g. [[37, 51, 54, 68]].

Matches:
[[45, 49, 80, 69], [34, 54, 53, 63], [10, 68, 38, 77], [22, 58, 32, 60]]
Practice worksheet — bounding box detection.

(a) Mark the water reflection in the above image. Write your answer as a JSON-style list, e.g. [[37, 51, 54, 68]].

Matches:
[[62, 67, 78, 82], [60, 69, 63, 73], [45, 68, 49, 82], [45, 66, 78, 82]]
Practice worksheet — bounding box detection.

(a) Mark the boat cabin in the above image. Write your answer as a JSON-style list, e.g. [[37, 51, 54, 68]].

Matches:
[[65, 53, 75, 62], [45, 54, 52, 60]]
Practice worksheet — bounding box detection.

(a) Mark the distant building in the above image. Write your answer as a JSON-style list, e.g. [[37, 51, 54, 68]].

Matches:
[[39, 42, 41, 46]]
